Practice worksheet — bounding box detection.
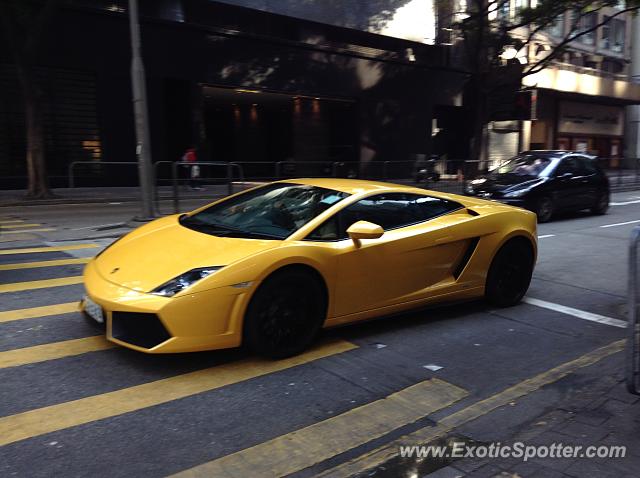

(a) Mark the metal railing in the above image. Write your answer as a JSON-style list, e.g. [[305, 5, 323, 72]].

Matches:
[[154, 161, 245, 213], [627, 226, 640, 395], [597, 158, 640, 190]]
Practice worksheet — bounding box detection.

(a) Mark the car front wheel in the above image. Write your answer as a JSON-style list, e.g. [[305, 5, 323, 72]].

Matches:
[[243, 269, 326, 359], [535, 196, 554, 223], [485, 239, 534, 307]]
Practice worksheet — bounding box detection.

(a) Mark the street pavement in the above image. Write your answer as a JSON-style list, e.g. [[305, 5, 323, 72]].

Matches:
[[0, 189, 639, 477]]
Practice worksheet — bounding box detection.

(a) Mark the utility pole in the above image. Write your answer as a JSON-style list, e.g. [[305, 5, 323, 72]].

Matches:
[[128, 0, 155, 219]]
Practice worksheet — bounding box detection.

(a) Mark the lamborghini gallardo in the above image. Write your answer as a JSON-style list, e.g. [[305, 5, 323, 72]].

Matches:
[[82, 179, 537, 357]]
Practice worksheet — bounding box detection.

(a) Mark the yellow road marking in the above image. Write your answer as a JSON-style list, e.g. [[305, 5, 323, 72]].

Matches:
[[0, 228, 55, 234], [173, 379, 468, 478], [0, 234, 35, 243], [0, 223, 41, 229], [317, 339, 626, 478], [0, 244, 98, 255], [0, 276, 83, 293], [0, 220, 24, 225], [0, 339, 357, 447], [0, 336, 114, 369], [0, 257, 90, 271], [0, 302, 79, 323]]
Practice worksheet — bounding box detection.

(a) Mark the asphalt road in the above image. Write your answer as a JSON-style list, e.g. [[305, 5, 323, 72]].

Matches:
[[0, 190, 637, 477]]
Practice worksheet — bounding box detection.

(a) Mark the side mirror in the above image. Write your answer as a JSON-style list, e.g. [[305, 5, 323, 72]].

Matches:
[[347, 221, 384, 242]]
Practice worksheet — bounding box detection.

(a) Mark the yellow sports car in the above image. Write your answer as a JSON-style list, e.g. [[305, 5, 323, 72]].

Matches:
[[82, 178, 537, 358]]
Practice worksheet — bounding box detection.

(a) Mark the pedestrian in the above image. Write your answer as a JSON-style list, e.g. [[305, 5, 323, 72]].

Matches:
[[182, 147, 201, 190]]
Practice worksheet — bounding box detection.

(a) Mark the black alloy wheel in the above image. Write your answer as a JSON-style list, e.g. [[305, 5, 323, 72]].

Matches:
[[591, 191, 610, 215], [485, 239, 534, 307], [243, 269, 326, 359], [536, 196, 554, 223]]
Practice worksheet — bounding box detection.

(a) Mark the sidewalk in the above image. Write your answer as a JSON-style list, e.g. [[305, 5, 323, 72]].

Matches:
[[0, 184, 238, 207], [356, 346, 640, 478], [1, 174, 638, 207]]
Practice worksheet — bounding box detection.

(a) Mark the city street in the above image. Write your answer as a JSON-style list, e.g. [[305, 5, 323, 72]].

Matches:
[[0, 188, 638, 477]]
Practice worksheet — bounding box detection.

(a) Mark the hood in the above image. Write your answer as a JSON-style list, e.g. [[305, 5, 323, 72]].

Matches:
[[470, 175, 544, 194], [94, 215, 281, 292]]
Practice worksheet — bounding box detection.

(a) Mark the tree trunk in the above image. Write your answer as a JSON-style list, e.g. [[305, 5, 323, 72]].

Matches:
[[17, 62, 51, 198]]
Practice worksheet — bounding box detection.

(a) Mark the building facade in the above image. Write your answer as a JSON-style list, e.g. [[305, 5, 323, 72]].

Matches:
[[0, 0, 467, 188], [487, 2, 640, 167]]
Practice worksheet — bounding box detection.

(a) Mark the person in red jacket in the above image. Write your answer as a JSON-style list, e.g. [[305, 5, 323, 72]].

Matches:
[[182, 147, 201, 190]]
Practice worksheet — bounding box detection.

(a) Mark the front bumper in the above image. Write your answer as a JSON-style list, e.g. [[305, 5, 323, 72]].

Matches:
[[82, 260, 247, 353]]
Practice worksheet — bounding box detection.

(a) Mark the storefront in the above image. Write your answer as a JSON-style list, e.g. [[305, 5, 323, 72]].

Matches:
[[555, 101, 623, 160], [528, 90, 626, 165]]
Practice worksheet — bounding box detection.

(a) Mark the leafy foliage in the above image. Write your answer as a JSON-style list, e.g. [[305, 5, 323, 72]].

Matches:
[[451, 0, 640, 77]]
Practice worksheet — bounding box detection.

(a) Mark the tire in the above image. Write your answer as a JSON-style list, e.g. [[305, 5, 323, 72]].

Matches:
[[591, 190, 609, 215], [535, 196, 554, 223], [243, 269, 326, 359], [485, 239, 534, 307]]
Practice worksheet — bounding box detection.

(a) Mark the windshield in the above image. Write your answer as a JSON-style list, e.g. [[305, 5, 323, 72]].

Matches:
[[180, 183, 349, 240], [491, 154, 553, 177]]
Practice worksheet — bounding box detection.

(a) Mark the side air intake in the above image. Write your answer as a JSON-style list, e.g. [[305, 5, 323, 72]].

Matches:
[[453, 237, 480, 279]]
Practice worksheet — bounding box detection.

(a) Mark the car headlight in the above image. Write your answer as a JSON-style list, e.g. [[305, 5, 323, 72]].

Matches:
[[503, 188, 528, 198], [465, 183, 475, 194], [150, 266, 223, 297]]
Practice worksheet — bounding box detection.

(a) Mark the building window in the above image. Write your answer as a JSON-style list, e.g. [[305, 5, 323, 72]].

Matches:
[[497, 0, 511, 22], [575, 11, 597, 45], [547, 14, 564, 37], [514, 0, 527, 17], [601, 17, 625, 53], [600, 17, 626, 53]]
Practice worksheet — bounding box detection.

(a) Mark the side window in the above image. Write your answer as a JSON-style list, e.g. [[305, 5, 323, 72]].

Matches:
[[577, 156, 597, 175], [305, 193, 462, 241], [555, 157, 579, 176]]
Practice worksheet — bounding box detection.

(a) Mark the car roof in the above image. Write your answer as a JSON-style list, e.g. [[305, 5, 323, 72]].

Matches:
[[523, 150, 597, 159], [278, 178, 407, 195]]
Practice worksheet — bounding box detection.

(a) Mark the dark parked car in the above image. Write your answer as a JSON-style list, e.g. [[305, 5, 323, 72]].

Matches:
[[465, 151, 610, 222]]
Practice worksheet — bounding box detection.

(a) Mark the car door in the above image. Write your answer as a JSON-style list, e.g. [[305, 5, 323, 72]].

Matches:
[[575, 155, 600, 207], [553, 156, 586, 210], [305, 193, 475, 317]]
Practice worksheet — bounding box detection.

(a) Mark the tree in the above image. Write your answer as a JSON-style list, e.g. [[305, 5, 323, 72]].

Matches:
[[444, 0, 640, 162], [0, 0, 58, 198]]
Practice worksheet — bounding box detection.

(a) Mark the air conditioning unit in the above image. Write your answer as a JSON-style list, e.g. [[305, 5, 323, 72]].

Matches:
[[613, 43, 623, 53]]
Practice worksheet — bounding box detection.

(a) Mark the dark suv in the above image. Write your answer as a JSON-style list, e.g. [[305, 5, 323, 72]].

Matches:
[[465, 150, 610, 222]]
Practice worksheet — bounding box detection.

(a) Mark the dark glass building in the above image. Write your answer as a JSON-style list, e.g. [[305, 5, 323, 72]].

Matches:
[[0, 0, 469, 188]]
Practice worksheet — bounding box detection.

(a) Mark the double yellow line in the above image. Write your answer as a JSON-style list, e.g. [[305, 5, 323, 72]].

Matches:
[[0, 219, 55, 234], [0, 243, 98, 292], [0, 340, 358, 447]]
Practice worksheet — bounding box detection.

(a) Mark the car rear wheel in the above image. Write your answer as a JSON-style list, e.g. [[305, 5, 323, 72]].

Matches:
[[535, 196, 554, 223], [485, 239, 534, 307], [591, 191, 609, 215], [243, 269, 326, 359]]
